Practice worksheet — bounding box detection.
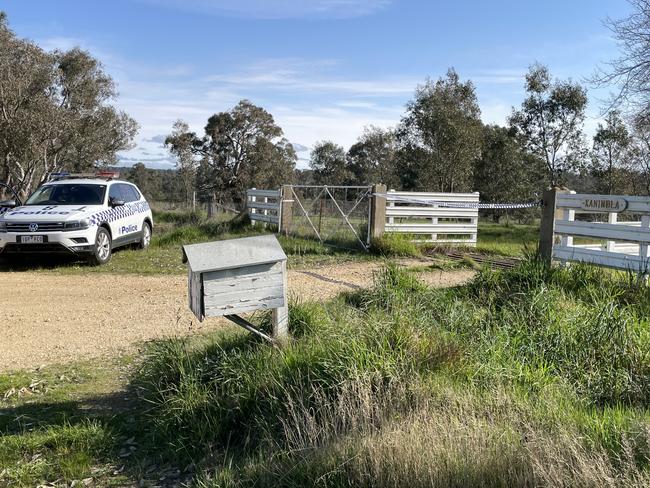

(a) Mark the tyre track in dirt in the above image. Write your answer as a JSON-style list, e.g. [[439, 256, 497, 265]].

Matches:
[[0, 261, 474, 371]]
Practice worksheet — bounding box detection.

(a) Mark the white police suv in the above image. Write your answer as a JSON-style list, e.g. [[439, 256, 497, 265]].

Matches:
[[0, 172, 153, 265]]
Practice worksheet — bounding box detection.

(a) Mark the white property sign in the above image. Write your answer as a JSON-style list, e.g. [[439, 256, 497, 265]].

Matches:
[[580, 197, 628, 213]]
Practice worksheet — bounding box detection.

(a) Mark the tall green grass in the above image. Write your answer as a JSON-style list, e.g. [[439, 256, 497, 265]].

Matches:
[[132, 259, 650, 486]]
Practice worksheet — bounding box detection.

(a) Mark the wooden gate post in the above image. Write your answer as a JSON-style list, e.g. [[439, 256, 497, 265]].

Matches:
[[207, 194, 214, 218], [539, 187, 571, 264], [279, 186, 293, 236], [369, 184, 387, 243]]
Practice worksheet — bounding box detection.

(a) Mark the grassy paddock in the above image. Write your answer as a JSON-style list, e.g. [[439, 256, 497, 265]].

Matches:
[[128, 258, 649, 487], [474, 222, 539, 256]]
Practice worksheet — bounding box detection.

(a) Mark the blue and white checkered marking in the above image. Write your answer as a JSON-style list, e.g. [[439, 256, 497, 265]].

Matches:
[[88, 201, 150, 226], [0, 207, 8, 216]]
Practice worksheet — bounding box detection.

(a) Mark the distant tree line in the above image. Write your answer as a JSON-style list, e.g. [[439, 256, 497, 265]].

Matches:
[[117, 163, 186, 204]]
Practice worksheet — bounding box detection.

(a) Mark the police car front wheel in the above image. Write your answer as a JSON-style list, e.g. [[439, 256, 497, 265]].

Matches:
[[90, 227, 112, 265], [139, 222, 151, 250]]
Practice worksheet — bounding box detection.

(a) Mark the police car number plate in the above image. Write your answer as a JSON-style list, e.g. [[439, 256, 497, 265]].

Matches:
[[20, 235, 46, 244]]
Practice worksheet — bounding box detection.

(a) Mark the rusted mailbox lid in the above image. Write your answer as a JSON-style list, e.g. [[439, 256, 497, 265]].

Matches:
[[182, 234, 287, 273]]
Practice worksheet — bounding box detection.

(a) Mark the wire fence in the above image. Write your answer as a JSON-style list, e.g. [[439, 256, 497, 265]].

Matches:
[[287, 185, 372, 250]]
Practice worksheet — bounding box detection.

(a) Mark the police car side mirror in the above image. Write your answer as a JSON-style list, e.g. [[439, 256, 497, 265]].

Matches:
[[110, 198, 125, 208], [0, 199, 16, 208]]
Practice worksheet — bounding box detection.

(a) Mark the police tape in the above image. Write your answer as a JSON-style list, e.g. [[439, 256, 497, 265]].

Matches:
[[375, 193, 541, 210]]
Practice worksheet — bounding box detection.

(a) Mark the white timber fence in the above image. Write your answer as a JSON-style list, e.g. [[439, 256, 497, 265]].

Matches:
[[384, 190, 479, 245], [247, 188, 281, 226], [541, 189, 650, 274]]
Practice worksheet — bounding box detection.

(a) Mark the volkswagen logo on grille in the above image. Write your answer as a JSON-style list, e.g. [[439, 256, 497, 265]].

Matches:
[[28, 223, 38, 232]]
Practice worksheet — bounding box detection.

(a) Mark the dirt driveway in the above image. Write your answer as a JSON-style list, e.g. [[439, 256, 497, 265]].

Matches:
[[0, 261, 474, 371]]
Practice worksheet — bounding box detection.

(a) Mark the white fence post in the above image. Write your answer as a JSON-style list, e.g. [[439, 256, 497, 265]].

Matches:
[[470, 191, 479, 245], [606, 212, 618, 252], [641, 215, 650, 258], [263, 196, 268, 228], [431, 204, 438, 242], [250, 188, 257, 226], [560, 191, 576, 248]]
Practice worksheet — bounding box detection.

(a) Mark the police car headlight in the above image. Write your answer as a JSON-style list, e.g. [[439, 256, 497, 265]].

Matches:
[[64, 219, 90, 231], [0, 221, 5, 233]]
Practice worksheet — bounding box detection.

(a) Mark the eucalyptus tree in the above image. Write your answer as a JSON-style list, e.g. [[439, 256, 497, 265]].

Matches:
[[626, 114, 650, 195], [0, 12, 137, 198], [166, 120, 198, 205], [309, 141, 353, 185], [509, 64, 588, 187], [165, 100, 296, 208], [396, 69, 483, 192], [591, 111, 632, 194], [347, 126, 398, 187], [474, 125, 542, 218]]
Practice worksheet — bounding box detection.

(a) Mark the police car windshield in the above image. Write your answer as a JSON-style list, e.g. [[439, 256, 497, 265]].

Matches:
[[25, 184, 107, 206]]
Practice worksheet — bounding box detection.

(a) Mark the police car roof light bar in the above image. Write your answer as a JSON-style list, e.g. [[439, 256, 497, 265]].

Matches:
[[48, 171, 120, 182], [95, 171, 120, 180], [48, 172, 97, 181]]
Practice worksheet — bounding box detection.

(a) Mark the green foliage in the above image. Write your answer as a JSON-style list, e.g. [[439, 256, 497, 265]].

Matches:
[[310, 140, 354, 185], [474, 125, 542, 218], [396, 69, 484, 192], [347, 126, 399, 187], [371, 233, 421, 257], [0, 421, 115, 486], [165, 100, 296, 209], [133, 298, 448, 458], [2, 259, 650, 486], [131, 259, 650, 486], [591, 110, 632, 195], [509, 64, 588, 187], [475, 222, 539, 256], [458, 262, 649, 405]]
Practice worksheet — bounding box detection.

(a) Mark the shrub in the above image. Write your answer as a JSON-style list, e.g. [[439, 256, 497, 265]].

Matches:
[[371, 234, 420, 257]]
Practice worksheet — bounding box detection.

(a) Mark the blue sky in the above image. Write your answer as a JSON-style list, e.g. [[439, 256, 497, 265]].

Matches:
[[3, 0, 633, 168]]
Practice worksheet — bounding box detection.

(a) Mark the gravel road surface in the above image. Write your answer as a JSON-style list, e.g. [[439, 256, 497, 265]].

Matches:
[[0, 261, 474, 371]]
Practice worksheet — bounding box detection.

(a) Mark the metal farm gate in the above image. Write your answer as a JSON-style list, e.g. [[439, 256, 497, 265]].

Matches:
[[285, 185, 373, 251]]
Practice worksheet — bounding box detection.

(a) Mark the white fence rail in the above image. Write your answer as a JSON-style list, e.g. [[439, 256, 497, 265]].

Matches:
[[247, 188, 281, 225], [385, 190, 479, 245], [553, 192, 650, 273]]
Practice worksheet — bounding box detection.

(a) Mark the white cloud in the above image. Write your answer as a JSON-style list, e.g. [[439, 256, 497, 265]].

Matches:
[[471, 69, 527, 85], [144, 134, 167, 144], [36, 36, 84, 52], [139, 0, 390, 19], [201, 57, 416, 97], [291, 142, 311, 153], [479, 101, 512, 126], [206, 70, 417, 96]]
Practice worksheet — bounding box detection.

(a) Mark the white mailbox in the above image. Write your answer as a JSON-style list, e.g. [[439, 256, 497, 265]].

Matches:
[[183, 235, 289, 341]]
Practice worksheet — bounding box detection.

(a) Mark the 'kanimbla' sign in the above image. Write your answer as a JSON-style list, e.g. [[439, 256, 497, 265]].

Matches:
[[581, 197, 628, 213]]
